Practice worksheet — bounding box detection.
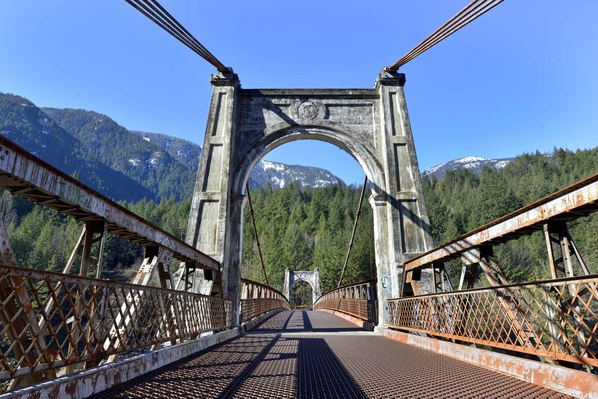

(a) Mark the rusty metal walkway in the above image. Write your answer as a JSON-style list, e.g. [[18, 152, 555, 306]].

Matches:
[[91, 311, 572, 399]]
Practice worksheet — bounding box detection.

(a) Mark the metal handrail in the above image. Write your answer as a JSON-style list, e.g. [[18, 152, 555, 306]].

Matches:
[[388, 274, 598, 368], [315, 279, 377, 303], [314, 279, 377, 323], [240, 279, 290, 323], [0, 264, 232, 383]]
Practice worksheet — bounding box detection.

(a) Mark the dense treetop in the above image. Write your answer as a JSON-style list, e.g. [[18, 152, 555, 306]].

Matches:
[[2, 147, 596, 293]]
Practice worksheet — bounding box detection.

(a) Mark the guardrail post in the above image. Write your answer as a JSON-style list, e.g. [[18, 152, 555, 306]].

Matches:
[[65, 221, 104, 374]]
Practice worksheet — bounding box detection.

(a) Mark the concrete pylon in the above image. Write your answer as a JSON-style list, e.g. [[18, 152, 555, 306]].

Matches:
[[186, 70, 432, 327], [283, 268, 322, 307]]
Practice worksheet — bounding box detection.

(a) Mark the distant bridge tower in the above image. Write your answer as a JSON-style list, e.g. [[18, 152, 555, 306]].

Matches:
[[283, 268, 322, 308], [186, 70, 433, 326]]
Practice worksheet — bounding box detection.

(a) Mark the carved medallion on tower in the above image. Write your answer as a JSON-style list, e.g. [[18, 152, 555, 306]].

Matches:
[[293, 100, 324, 121]]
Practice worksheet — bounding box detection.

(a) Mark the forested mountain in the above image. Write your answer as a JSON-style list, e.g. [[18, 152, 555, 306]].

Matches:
[[130, 131, 344, 189], [249, 161, 343, 189], [424, 148, 597, 284], [1, 93, 596, 294], [42, 107, 194, 201], [0, 93, 344, 203], [0, 94, 154, 201], [130, 131, 201, 172]]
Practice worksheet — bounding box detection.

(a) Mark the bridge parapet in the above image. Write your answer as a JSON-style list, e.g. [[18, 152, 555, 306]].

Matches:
[[314, 280, 378, 324], [240, 279, 290, 324], [393, 173, 598, 374], [0, 264, 232, 389], [389, 274, 598, 369]]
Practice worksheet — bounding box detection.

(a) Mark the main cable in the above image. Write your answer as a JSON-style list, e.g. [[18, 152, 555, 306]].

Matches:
[[385, 0, 503, 71], [394, 0, 501, 67], [125, 0, 229, 72], [337, 176, 368, 288], [126, 0, 225, 69], [129, 0, 216, 63], [246, 183, 270, 287]]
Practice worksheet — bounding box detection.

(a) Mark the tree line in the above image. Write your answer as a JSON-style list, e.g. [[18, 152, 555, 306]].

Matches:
[[424, 148, 597, 283], [1, 147, 596, 292]]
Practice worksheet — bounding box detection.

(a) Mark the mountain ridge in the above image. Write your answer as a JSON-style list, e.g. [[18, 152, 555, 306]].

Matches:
[[423, 155, 514, 180], [0, 93, 343, 202]]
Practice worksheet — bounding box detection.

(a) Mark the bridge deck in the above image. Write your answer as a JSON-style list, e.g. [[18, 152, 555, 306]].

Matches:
[[92, 311, 572, 399]]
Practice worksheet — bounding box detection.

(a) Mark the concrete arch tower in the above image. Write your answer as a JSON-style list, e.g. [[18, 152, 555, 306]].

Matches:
[[186, 70, 433, 326], [283, 269, 322, 308]]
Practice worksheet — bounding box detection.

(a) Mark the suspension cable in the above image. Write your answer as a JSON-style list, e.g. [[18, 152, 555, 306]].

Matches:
[[337, 176, 368, 288], [246, 183, 270, 286], [385, 0, 503, 71], [125, 0, 230, 73]]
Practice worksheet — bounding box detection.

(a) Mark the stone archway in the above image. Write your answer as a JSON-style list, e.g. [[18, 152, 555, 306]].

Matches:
[[283, 269, 322, 308], [185, 70, 433, 326]]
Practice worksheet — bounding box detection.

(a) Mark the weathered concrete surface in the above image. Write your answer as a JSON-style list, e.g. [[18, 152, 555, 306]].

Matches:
[[186, 71, 433, 326], [283, 268, 321, 307], [382, 328, 598, 399], [0, 329, 240, 399]]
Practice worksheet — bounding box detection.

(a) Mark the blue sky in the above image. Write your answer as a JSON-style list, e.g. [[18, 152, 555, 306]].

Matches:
[[1, 1, 597, 185]]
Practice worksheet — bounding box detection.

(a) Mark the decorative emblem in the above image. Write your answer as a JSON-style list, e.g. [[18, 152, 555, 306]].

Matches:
[[297, 101, 322, 120], [381, 275, 390, 289]]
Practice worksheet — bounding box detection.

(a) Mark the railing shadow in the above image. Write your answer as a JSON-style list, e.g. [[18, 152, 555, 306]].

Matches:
[[249, 310, 366, 333], [294, 336, 367, 398], [88, 331, 367, 398]]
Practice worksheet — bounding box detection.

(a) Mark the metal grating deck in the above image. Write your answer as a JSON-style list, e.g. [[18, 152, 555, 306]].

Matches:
[[92, 311, 573, 399]]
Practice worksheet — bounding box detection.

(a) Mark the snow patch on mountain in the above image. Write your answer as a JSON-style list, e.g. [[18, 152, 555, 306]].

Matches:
[[250, 159, 344, 189], [131, 131, 345, 190], [457, 156, 489, 163], [423, 156, 513, 180], [261, 160, 286, 173]]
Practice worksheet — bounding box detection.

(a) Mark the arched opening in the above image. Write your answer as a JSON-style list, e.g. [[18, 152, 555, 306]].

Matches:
[[188, 79, 434, 327], [291, 280, 313, 309], [239, 138, 377, 297]]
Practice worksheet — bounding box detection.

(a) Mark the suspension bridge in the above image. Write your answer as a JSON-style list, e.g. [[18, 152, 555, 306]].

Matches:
[[1, 1, 597, 398]]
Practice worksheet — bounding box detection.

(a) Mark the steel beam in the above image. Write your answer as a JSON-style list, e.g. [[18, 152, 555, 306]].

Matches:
[[405, 173, 598, 271], [0, 136, 219, 271]]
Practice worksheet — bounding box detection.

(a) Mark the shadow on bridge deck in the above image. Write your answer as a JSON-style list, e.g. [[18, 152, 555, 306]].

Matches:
[[251, 309, 366, 333], [91, 311, 572, 399]]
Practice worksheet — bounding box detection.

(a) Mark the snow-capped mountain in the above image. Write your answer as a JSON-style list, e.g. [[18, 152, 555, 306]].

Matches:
[[423, 156, 513, 180], [250, 160, 344, 189], [131, 131, 344, 190], [0, 92, 346, 203]]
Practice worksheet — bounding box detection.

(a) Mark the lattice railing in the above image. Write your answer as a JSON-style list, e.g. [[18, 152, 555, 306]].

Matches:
[[240, 279, 290, 323], [0, 264, 232, 383], [388, 274, 598, 367], [314, 280, 377, 324]]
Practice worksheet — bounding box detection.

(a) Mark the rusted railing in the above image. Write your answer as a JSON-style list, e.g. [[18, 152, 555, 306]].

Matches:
[[0, 264, 232, 385], [388, 274, 598, 368], [314, 280, 377, 324], [240, 279, 290, 323]]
